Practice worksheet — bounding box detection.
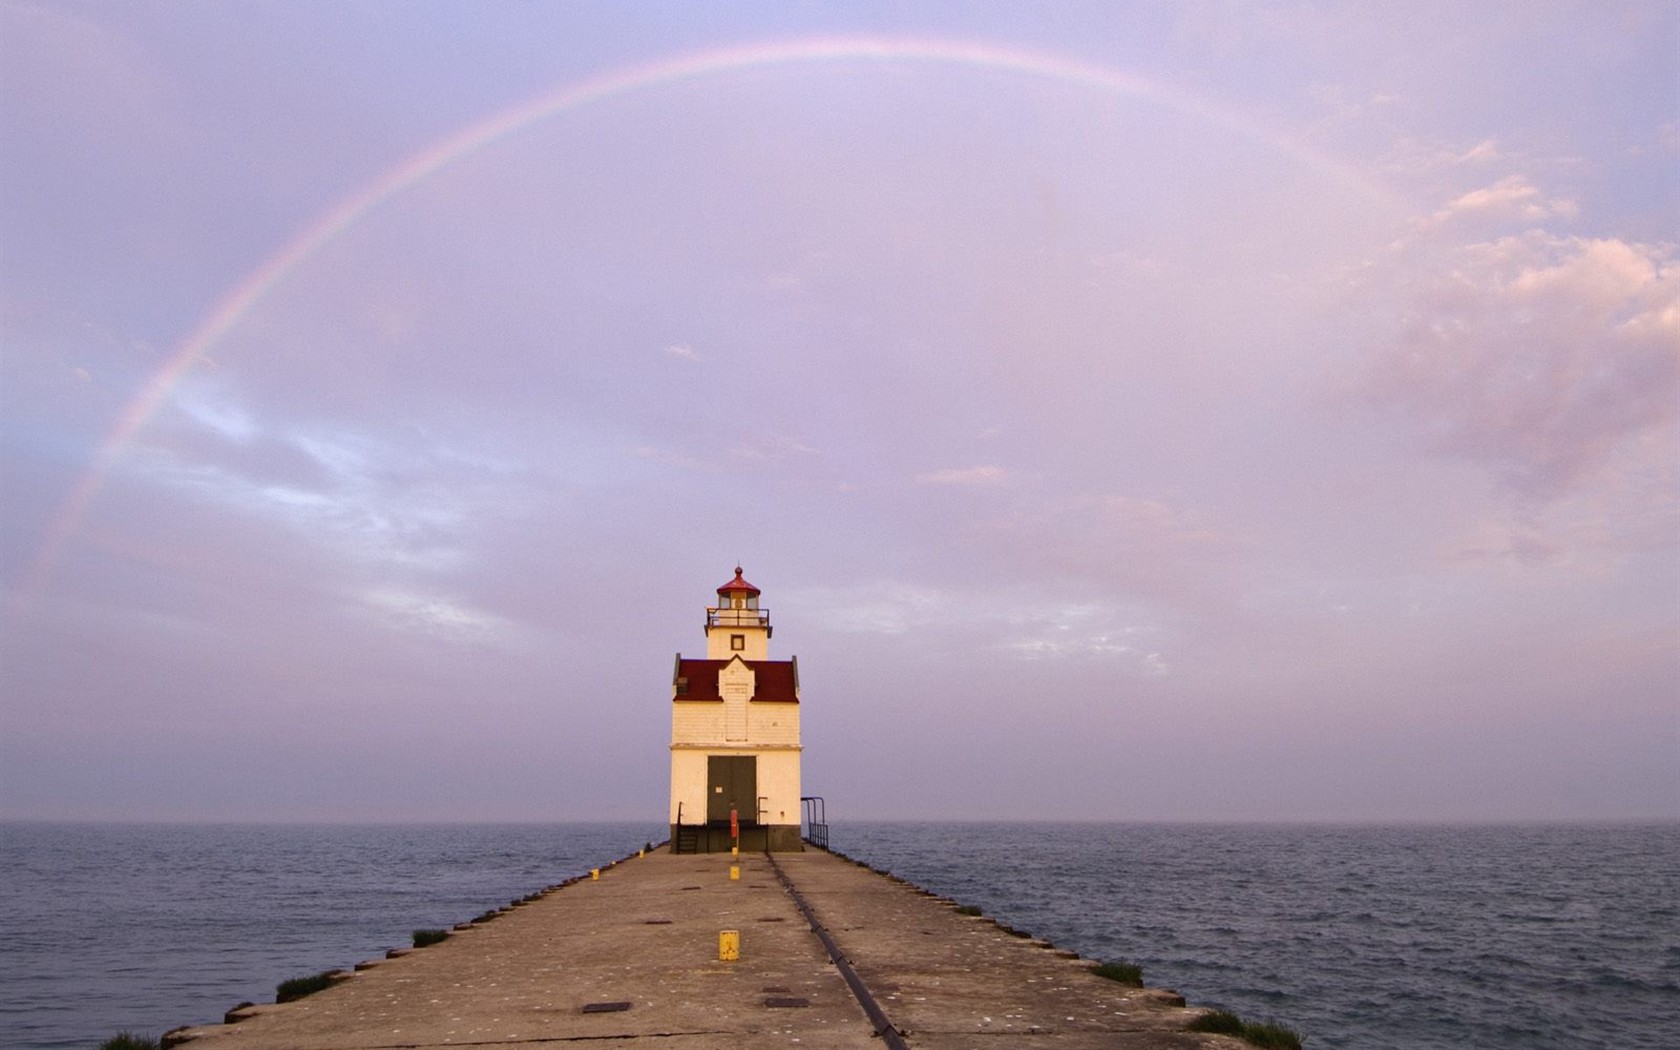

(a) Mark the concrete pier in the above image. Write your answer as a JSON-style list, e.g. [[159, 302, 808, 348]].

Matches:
[[165, 847, 1244, 1049]]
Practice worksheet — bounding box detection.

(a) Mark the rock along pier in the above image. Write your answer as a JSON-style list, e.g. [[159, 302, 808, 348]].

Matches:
[[164, 844, 1249, 1050]]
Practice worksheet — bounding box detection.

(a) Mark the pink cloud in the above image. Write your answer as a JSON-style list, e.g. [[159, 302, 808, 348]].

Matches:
[[1424, 175, 1578, 227], [915, 465, 1010, 486], [1445, 517, 1568, 567], [1369, 231, 1678, 501], [975, 494, 1241, 611]]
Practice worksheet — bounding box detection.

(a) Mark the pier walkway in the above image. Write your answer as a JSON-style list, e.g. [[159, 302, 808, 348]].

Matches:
[[166, 846, 1237, 1049]]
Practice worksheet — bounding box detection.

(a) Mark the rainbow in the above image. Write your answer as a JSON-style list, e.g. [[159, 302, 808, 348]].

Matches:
[[19, 35, 1386, 602]]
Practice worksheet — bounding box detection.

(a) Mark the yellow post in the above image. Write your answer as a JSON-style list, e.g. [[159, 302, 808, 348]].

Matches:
[[638, 849, 645, 858], [718, 929, 740, 961], [590, 868, 599, 881], [729, 864, 740, 881], [731, 844, 739, 857]]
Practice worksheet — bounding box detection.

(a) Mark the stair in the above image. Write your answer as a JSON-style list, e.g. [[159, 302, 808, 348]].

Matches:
[[675, 825, 700, 855]]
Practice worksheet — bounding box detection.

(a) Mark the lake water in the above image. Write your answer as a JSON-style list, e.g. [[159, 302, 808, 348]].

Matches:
[[829, 822, 1680, 1050], [2, 821, 1675, 1049]]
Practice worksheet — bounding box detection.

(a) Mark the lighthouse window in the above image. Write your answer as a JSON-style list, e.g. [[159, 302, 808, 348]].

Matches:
[[730, 634, 745, 651]]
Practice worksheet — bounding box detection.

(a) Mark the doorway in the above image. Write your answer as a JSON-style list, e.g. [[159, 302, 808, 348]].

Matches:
[[706, 755, 758, 826]]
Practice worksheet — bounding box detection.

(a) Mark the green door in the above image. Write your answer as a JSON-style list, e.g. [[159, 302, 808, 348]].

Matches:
[[706, 756, 757, 825]]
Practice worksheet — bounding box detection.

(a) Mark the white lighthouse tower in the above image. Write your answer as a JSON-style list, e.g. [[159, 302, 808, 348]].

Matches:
[[669, 568, 803, 852]]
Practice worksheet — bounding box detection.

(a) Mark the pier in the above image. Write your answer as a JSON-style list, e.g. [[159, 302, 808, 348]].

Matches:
[[164, 845, 1237, 1049], [161, 575, 1251, 1048]]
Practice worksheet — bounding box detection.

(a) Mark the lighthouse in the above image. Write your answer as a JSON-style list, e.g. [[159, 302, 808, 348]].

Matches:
[[669, 568, 803, 852]]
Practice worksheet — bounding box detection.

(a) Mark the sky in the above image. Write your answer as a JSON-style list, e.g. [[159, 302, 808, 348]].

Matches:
[[1, 1, 1675, 823]]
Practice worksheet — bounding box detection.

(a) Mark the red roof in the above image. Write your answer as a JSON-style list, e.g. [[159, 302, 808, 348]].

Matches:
[[673, 656, 798, 703], [716, 566, 760, 597]]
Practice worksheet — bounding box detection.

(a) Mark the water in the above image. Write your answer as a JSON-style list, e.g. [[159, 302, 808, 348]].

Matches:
[[0, 822, 663, 1049], [829, 822, 1680, 1050], [3, 822, 1676, 1049]]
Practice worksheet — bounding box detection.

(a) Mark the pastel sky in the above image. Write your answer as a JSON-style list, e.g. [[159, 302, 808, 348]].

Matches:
[[2, 1, 1674, 822]]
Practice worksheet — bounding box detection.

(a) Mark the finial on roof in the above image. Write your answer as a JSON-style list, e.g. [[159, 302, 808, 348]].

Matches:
[[717, 566, 761, 596]]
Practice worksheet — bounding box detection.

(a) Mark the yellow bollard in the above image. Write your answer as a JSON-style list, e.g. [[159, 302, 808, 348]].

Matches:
[[638, 849, 645, 858], [731, 844, 739, 857], [729, 865, 740, 881], [590, 868, 599, 881], [718, 929, 740, 961]]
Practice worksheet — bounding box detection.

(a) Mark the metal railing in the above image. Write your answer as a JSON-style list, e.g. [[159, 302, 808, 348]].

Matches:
[[707, 607, 770, 629], [673, 802, 697, 854], [801, 796, 829, 850]]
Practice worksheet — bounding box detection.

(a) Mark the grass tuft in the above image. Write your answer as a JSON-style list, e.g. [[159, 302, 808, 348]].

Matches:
[[275, 970, 337, 1003], [1187, 1008, 1302, 1049], [1091, 960, 1144, 986], [97, 1035, 158, 1050], [412, 928, 449, 948], [953, 904, 983, 916], [1240, 1021, 1304, 1049], [1188, 1010, 1245, 1035]]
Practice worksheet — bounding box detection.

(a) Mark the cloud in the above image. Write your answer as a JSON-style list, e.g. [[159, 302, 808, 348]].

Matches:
[[1377, 137, 1509, 180], [632, 432, 819, 472], [915, 465, 1010, 486], [1445, 517, 1568, 567], [171, 381, 257, 442], [795, 580, 954, 636], [631, 444, 716, 473], [0, 2, 174, 149], [974, 494, 1241, 614], [1456, 139, 1501, 165], [729, 434, 819, 462], [999, 601, 1170, 672], [355, 588, 516, 646], [1366, 231, 1678, 501], [792, 580, 1171, 674], [1440, 467, 1680, 570], [125, 401, 486, 577], [663, 343, 701, 361], [1424, 175, 1578, 228]]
